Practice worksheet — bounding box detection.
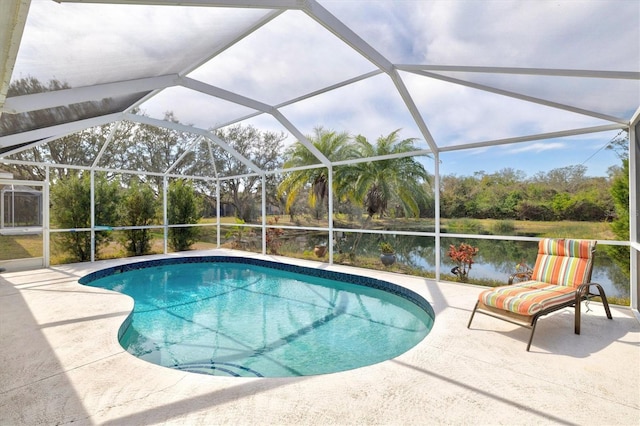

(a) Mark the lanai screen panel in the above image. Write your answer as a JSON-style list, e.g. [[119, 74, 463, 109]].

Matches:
[[418, 71, 640, 123], [11, 2, 277, 87], [188, 9, 377, 106], [0, 92, 149, 136], [321, 0, 640, 69], [279, 73, 426, 150], [401, 72, 618, 148], [137, 87, 259, 131], [3, 1, 280, 152]]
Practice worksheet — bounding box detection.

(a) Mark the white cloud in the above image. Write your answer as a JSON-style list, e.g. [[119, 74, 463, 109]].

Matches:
[[507, 142, 567, 154]]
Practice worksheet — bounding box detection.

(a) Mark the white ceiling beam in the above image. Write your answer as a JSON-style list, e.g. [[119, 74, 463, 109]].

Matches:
[[0, 156, 216, 181], [302, 2, 442, 152], [397, 65, 640, 80], [181, 77, 332, 168], [0, 112, 123, 153], [211, 70, 383, 130], [165, 135, 203, 175], [270, 162, 326, 175], [630, 106, 640, 127], [274, 70, 383, 110], [55, 0, 305, 8], [271, 110, 331, 167], [125, 112, 211, 138], [304, 0, 393, 73], [124, 112, 262, 174], [388, 70, 439, 152], [332, 149, 433, 168], [409, 69, 629, 125], [438, 124, 626, 153], [0, 0, 31, 112], [91, 121, 122, 168], [205, 133, 264, 174], [2, 74, 180, 114], [180, 77, 273, 113]]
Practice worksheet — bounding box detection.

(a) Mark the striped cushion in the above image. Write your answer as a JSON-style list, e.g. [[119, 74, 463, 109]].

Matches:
[[531, 239, 595, 287], [480, 281, 577, 316]]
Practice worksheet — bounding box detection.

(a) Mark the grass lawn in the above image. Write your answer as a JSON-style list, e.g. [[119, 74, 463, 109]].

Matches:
[[0, 234, 42, 260]]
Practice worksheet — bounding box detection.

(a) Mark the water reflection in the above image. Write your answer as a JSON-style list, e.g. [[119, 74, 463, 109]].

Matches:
[[294, 232, 629, 300]]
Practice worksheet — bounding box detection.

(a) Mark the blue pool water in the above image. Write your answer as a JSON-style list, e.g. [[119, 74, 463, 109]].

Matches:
[[80, 257, 434, 378]]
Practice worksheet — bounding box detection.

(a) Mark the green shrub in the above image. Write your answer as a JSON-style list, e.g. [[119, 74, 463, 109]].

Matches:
[[119, 178, 158, 256], [492, 220, 515, 235], [168, 179, 202, 251], [50, 173, 120, 261]]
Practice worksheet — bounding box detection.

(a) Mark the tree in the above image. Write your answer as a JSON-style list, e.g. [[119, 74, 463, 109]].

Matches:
[[135, 113, 194, 189], [50, 172, 120, 261], [213, 124, 285, 222], [278, 127, 357, 219], [118, 178, 159, 256], [168, 179, 202, 251], [340, 129, 431, 256], [607, 155, 630, 277], [343, 130, 430, 220], [439, 174, 480, 218]]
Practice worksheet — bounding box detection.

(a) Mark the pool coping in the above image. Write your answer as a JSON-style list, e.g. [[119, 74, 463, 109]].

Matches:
[[1, 248, 639, 425]]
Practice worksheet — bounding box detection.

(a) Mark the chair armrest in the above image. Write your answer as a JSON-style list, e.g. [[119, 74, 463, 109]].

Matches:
[[509, 271, 533, 285]]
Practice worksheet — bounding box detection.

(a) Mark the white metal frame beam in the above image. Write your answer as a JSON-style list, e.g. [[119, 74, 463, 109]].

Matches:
[[165, 135, 203, 175], [181, 77, 331, 166], [2, 74, 180, 114], [397, 64, 640, 80], [124, 112, 262, 174], [180, 77, 273, 113], [304, 1, 392, 73], [55, 0, 306, 8], [630, 115, 639, 313], [438, 124, 627, 153], [0, 0, 31, 112], [388, 70, 438, 152], [304, 2, 439, 152], [0, 112, 123, 154], [211, 70, 383, 130]]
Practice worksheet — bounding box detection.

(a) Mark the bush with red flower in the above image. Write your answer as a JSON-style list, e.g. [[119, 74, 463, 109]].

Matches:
[[447, 243, 479, 281]]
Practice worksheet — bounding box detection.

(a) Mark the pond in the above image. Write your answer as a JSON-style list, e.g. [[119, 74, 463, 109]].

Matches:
[[316, 233, 630, 301]]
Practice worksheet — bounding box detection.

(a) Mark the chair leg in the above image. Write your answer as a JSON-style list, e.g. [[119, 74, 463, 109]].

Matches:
[[593, 283, 613, 320], [575, 293, 581, 335], [468, 301, 479, 328], [526, 316, 539, 351], [576, 283, 614, 335]]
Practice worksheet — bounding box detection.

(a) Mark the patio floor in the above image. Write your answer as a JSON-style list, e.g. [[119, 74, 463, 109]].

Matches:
[[1, 249, 639, 425]]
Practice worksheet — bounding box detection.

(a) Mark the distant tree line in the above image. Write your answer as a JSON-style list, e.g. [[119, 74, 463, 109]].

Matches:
[[439, 165, 616, 222]]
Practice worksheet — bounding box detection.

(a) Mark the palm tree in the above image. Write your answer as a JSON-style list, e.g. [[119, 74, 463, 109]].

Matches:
[[341, 129, 431, 255], [278, 127, 357, 217], [346, 130, 430, 217]]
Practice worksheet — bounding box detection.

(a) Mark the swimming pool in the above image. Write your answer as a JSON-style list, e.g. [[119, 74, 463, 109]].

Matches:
[[80, 256, 435, 378]]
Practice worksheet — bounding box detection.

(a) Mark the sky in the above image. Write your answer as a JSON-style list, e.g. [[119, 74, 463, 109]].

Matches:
[[9, 0, 640, 178]]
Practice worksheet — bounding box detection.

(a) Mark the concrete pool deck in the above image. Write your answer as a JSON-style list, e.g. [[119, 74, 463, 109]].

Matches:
[[1, 249, 639, 425]]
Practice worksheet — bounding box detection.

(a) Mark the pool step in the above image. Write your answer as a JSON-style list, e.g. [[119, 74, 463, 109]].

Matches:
[[171, 361, 263, 377]]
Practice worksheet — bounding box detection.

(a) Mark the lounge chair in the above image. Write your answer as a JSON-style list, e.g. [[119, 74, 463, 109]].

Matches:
[[467, 238, 612, 351]]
